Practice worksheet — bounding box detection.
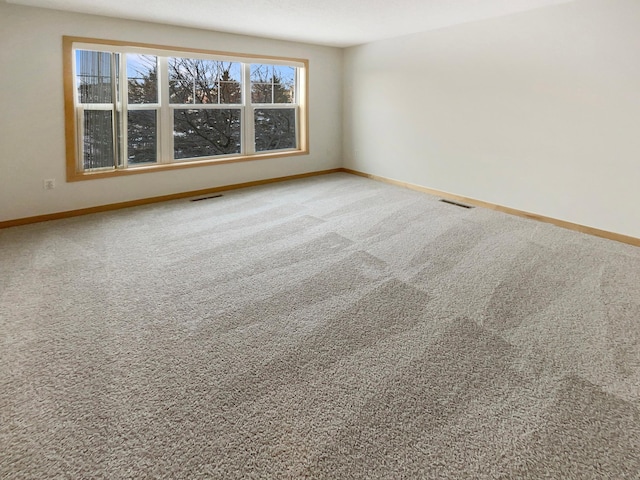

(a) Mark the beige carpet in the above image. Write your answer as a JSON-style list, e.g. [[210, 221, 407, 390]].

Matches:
[[1, 173, 639, 479]]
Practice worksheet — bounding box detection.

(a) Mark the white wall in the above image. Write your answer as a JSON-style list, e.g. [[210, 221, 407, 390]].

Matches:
[[0, 2, 343, 222], [344, 0, 640, 239]]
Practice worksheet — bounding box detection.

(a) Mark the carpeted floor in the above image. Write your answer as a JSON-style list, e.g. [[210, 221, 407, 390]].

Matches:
[[1, 172, 639, 479]]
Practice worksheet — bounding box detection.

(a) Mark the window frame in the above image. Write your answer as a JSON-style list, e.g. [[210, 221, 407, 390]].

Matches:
[[63, 36, 309, 182]]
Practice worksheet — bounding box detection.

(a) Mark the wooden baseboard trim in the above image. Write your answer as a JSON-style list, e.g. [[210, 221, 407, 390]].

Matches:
[[341, 168, 640, 248], [0, 169, 342, 229], [5, 167, 638, 248]]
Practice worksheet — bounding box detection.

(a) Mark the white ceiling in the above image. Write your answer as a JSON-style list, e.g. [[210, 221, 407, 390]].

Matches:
[[6, 0, 575, 47]]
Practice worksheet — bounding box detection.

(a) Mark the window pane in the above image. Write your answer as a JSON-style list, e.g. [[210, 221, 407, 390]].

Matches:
[[254, 108, 296, 152], [251, 83, 272, 104], [128, 110, 157, 164], [83, 110, 114, 169], [169, 58, 241, 104], [219, 81, 241, 104], [273, 66, 295, 103], [251, 64, 295, 104], [251, 64, 272, 103], [219, 63, 242, 104], [76, 50, 115, 103], [173, 109, 241, 159], [250, 64, 272, 82], [127, 54, 158, 104]]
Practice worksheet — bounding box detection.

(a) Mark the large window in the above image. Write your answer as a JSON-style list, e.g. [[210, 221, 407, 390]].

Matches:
[[64, 37, 308, 181]]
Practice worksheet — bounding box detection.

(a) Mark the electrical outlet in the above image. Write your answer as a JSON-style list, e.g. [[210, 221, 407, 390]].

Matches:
[[43, 179, 55, 190]]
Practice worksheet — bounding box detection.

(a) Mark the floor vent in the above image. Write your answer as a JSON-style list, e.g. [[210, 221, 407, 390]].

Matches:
[[439, 199, 473, 209], [190, 194, 224, 202]]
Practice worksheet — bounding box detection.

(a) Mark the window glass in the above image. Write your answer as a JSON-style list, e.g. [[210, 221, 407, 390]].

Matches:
[[128, 110, 157, 164], [169, 58, 241, 105], [82, 110, 114, 169], [251, 64, 295, 104], [127, 54, 158, 104], [173, 109, 241, 159], [254, 109, 296, 152], [76, 50, 117, 104]]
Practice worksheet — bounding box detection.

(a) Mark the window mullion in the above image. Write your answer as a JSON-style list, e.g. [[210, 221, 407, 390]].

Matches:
[[110, 52, 119, 169], [243, 63, 255, 155], [159, 56, 172, 163], [76, 106, 84, 172], [297, 66, 306, 151], [119, 52, 128, 169]]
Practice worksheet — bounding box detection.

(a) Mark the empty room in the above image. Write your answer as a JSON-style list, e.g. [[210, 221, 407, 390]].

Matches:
[[1, 0, 639, 477]]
